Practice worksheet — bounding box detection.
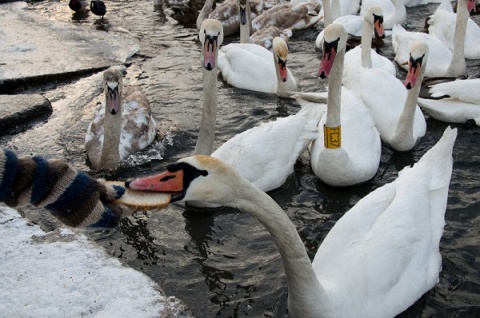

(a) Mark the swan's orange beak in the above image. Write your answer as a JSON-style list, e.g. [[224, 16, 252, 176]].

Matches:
[[127, 170, 184, 192], [203, 37, 218, 71], [374, 18, 385, 39], [318, 45, 336, 78], [404, 54, 424, 89], [278, 58, 288, 82]]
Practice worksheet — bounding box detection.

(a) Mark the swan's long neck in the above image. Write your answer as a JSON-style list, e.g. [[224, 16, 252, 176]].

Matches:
[[447, 0, 468, 76], [391, 65, 424, 151], [100, 100, 122, 170], [326, 48, 344, 129], [196, 0, 215, 30], [239, 3, 252, 43], [232, 178, 329, 316], [194, 68, 218, 155], [322, 0, 333, 26], [361, 21, 373, 69]]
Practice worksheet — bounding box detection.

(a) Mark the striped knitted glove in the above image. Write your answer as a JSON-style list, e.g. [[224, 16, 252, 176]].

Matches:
[[0, 149, 126, 228]]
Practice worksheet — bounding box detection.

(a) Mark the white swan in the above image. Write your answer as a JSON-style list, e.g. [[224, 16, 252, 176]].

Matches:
[[417, 78, 480, 126], [85, 67, 156, 170], [427, 0, 480, 59], [361, 0, 406, 30], [251, 2, 322, 33], [218, 38, 297, 97], [343, 41, 427, 152], [297, 23, 381, 187], [343, 6, 396, 76], [392, 0, 470, 78], [316, 1, 388, 51], [126, 125, 457, 318], [197, 20, 324, 194]]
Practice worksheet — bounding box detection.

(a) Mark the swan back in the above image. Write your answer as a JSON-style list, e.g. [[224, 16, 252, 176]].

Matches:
[[311, 126, 456, 317], [212, 103, 323, 192]]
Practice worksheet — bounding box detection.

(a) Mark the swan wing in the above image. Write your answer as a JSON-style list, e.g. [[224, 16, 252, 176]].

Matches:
[[429, 78, 480, 104], [212, 104, 324, 192], [418, 97, 480, 125], [85, 102, 105, 168], [120, 100, 156, 160]]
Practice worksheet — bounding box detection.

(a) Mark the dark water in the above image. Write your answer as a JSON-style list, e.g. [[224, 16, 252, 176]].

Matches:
[[2, 0, 480, 317]]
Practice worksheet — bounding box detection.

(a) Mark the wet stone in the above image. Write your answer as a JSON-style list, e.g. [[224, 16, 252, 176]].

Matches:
[[0, 94, 52, 135]]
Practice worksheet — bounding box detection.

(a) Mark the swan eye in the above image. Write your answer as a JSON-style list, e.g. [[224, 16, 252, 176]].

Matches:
[[323, 37, 339, 53], [373, 14, 383, 24], [409, 53, 425, 67]]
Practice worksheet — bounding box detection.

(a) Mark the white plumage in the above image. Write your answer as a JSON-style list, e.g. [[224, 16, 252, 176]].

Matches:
[[128, 125, 457, 318], [392, 0, 471, 78], [427, 0, 480, 59], [218, 40, 297, 97], [297, 23, 381, 186], [418, 78, 480, 126], [343, 41, 427, 152]]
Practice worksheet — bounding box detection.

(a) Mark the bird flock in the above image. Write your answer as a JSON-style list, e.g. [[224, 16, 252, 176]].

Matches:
[[68, 0, 478, 316]]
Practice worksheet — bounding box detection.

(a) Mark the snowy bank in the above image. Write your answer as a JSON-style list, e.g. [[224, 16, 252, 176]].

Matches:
[[0, 206, 192, 318]]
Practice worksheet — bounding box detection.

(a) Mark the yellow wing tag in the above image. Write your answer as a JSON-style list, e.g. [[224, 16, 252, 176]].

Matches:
[[324, 125, 341, 149]]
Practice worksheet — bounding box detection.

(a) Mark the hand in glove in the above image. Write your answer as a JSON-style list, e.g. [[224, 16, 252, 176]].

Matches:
[[0, 149, 125, 227]]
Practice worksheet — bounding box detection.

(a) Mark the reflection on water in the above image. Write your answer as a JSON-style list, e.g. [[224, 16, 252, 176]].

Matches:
[[2, 0, 480, 317]]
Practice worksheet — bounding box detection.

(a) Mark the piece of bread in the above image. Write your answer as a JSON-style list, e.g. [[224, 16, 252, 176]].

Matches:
[[106, 181, 171, 210]]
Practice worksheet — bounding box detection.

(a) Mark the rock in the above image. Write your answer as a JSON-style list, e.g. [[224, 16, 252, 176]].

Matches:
[[0, 94, 52, 135]]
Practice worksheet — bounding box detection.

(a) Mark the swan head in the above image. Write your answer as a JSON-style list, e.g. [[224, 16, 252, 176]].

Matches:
[[103, 68, 123, 116], [238, 0, 249, 25], [273, 37, 290, 82], [318, 23, 347, 78], [364, 6, 385, 39], [199, 19, 224, 71], [126, 155, 240, 205], [404, 42, 428, 90]]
